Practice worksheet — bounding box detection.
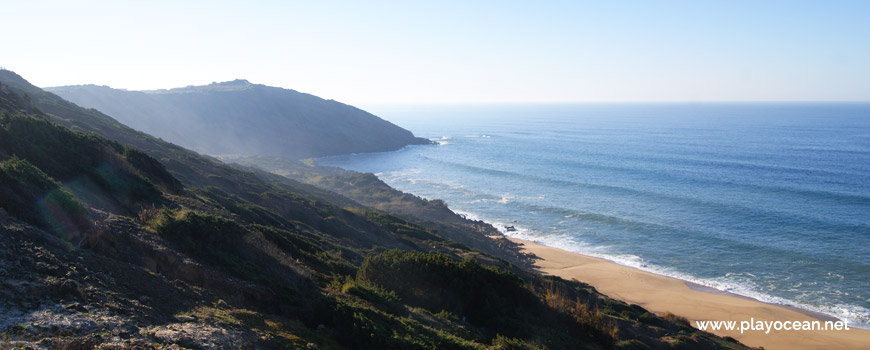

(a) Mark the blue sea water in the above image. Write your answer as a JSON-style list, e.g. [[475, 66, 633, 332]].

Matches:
[[318, 103, 870, 328]]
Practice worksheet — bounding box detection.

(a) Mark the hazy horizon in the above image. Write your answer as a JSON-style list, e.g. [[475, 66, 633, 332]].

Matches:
[[36, 76, 870, 107], [2, 3, 870, 347], [3, 0, 869, 105]]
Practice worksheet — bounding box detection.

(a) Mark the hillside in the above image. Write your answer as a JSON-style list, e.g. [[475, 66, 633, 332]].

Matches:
[[0, 70, 753, 349], [0, 69, 525, 266], [46, 80, 431, 159]]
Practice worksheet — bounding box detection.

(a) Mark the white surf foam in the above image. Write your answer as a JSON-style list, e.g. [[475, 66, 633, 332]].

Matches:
[[452, 208, 870, 329]]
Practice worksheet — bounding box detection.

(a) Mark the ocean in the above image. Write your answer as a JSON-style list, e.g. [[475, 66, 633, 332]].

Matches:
[[317, 103, 870, 328]]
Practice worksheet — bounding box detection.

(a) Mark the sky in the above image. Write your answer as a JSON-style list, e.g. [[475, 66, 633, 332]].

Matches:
[[2, 0, 869, 105]]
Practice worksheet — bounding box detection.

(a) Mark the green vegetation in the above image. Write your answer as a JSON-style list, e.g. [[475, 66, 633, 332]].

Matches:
[[257, 223, 358, 276], [0, 70, 753, 349], [357, 250, 615, 348], [358, 250, 533, 329], [221, 154, 528, 266], [363, 211, 446, 242], [0, 156, 89, 238], [0, 112, 176, 213], [492, 334, 545, 350], [147, 208, 263, 279]]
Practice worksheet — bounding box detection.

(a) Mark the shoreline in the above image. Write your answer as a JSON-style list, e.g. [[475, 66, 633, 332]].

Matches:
[[507, 237, 870, 350], [681, 281, 841, 323], [485, 217, 864, 328]]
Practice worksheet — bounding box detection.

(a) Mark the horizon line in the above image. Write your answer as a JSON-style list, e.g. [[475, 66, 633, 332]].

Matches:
[[4, 68, 865, 106], [358, 100, 870, 106]]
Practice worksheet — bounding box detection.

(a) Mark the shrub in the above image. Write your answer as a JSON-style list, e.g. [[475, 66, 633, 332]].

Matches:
[[357, 250, 537, 335], [364, 211, 444, 241], [0, 113, 168, 207], [148, 209, 262, 279], [492, 334, 544, 350], [123, 147, 183, 193], [661, 312, 689, 325], [0, 156, 90, 238], [615, 339, 652, 350]]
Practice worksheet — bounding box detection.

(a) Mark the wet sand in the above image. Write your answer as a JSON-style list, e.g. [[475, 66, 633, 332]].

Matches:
[[509, 237, 870, 350]]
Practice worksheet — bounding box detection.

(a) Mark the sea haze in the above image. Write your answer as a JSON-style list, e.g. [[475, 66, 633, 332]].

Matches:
[[318, 103, 870, 328]]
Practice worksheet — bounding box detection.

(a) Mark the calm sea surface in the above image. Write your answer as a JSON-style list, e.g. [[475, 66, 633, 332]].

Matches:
[[318, 103, 870, 327]]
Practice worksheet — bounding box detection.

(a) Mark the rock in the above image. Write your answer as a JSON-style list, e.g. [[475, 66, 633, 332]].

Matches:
[[174, 315, 196, 322], [64, 302, 88, 313], [148, 322, 247, 349], [119, 324, 140, 339], [58, 279, 86, 300], [35, 261, 61, 276]]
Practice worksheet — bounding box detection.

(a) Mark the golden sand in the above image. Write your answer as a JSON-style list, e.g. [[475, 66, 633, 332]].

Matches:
[[509, 237, 870, 350]]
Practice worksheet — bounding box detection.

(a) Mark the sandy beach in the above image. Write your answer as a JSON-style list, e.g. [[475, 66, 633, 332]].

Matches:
[[508, 237, 870, 350]]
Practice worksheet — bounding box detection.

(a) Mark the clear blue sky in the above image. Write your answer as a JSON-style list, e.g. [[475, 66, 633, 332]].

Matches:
[[3, 0, 868, 104]]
